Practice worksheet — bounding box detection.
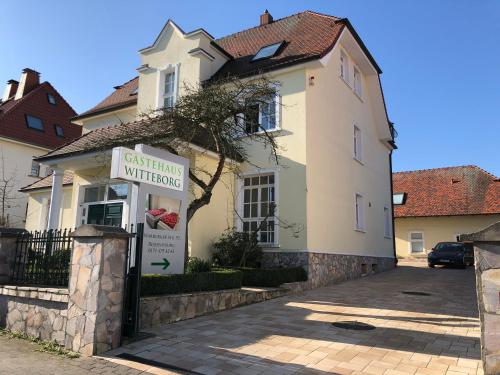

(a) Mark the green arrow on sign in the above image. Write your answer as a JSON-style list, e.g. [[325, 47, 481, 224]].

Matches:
[[151, 258, 170, 270]]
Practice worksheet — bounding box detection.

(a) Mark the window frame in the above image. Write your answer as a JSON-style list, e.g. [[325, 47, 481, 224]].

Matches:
[[47, 93, 56, 105], [251, 41, 284, 62], [54, 124, 64, 137], [236, 169, 280, 246], [77, 182, 130, 227], [340, 50, 349, 84], [393, 192, 406, 205], [25, 114, 44, 131], [29, 161, 40, 177], [409, 231, 425, 253], [353, 66, 362, 97], [353, 124, 362, 163], [354, 193, 365, 232], [243, 83, 281, 135], [156, 64, 179, 110]]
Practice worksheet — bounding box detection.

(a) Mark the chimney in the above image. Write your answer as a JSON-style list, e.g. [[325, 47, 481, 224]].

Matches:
[[14, 68, 40, 100], [260, 10, 273, 26], [2, 80, 19, 102]]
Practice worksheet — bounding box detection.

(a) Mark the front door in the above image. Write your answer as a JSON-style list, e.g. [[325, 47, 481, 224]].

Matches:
[[87, 202, 123, 226]]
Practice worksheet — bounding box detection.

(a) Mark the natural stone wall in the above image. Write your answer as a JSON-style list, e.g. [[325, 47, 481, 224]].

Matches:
[[65, 225, 129, 356], [263, 251, 396, 288], [140, 287, 295, 329], [461, 222, 500, 375], [0, 286, 68, 344]]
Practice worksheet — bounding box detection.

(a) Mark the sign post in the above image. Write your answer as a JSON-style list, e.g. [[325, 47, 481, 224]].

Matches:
[[111, 144, 189, 275]]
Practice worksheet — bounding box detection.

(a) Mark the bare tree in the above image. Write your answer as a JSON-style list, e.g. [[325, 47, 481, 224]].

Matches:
[[0, 149, 21, 227], [88, 76, 293, 263]]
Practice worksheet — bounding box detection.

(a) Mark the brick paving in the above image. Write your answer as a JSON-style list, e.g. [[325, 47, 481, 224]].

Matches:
[[0, 261, 481, 374], [108, 261, 481, 374]]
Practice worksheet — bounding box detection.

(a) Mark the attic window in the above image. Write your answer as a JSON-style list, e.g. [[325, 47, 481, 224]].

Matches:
[[47, 93, 56, 105], [393, 193, 406, 205], [130, 87, 138, 95], [26, 115, 44, 131], [54, 124, 64, 137], [252, 41, 284, 61]]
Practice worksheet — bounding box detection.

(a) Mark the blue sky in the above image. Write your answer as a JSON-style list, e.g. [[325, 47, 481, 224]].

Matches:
[[1, 1, 499, 175]]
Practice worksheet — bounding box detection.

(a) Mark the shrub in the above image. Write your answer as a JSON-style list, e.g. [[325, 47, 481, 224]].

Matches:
[[212, 228, 262, 268], [238, 267, 308, 287], [186, 257, 212, 273], [141, 269, 243, 296]]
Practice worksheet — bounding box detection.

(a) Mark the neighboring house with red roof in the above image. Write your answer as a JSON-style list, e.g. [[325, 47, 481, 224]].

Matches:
[[21, 10, 396, 286], [393, 166, 500, 258], [0, 68, 81, 227]]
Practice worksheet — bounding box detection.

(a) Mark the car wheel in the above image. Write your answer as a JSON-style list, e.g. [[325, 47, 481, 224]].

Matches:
[[428, 263, 435, 268]]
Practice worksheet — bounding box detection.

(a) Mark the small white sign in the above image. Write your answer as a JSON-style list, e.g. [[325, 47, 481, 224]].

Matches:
[[110, 147, 184, 191]]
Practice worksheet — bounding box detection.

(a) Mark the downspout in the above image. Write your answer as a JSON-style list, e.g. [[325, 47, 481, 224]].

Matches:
[[389, 150, 397, 265]]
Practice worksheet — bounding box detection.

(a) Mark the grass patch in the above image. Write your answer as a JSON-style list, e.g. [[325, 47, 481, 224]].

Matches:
[[0, 328, 79, 358]]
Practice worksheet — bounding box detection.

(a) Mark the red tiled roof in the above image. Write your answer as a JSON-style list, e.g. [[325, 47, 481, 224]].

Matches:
[[20, 171, 74, 192], [212, 11, 344, 80], [0, 82, 82, 149], [393, 166, 500, 218], [78, 11, 367, 119], [74, 77, 138, 120]]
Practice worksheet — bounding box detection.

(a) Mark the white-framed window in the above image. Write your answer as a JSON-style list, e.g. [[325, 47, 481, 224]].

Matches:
[[353, 66, 362, 97], [240, 173, 277, 244], [340, 51, 349, 83], [245, 86, 280, 134], [79, 182, 129, 227], [355, 193, 364, 231], [353, 125, 362, 162], [163, 72, 175, 108], [30, 161, 40, 177], [409, 232, 425, 253], [384, 206, 391, 238]]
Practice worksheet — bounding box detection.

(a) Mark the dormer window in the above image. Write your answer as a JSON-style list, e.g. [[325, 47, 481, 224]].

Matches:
[[252, 41, 284, 61], [54, 124, 64, 137], [26, 115, 44, 131], [164, 72, 175, 108]]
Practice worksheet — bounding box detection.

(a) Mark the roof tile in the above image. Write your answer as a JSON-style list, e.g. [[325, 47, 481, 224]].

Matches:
[[393, 166, 500, 217]]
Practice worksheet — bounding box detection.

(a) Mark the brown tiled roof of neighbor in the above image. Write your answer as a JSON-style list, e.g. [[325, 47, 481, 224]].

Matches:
[[78, 11, 383, 119], [212, 11, 345, 80], [74, 77, 138, 120], [0, 82, 82, 149], [393, 166, 500, 218], [20, 171, 74, 192]]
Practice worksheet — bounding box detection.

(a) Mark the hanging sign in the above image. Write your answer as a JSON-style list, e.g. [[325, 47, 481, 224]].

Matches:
[[111, 145, 189, 275]]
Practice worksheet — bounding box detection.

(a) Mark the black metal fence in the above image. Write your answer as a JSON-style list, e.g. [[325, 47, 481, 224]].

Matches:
[[10, 229, 73, 287]]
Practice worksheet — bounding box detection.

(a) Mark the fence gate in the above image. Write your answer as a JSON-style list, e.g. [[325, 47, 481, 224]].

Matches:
[[121, 223, 144, 339]]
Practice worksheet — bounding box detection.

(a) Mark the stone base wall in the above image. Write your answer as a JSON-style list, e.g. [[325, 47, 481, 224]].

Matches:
[[140, 287, 296, 329], [263, 251, 396, 288], [0, 286, 69, 344]]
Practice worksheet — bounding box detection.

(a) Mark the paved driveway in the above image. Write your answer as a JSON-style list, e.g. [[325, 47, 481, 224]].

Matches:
[[108, 261, 481, 375]]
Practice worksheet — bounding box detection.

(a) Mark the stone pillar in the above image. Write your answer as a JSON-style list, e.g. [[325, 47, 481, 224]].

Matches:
[[460, 222, 500, 375], [0, 228, 27, 284], [65, 225, 131, 356], [47, 167, 64, 230]]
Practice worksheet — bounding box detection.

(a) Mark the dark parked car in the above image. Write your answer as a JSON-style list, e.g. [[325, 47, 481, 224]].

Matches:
[[428, 242, 474, 268]]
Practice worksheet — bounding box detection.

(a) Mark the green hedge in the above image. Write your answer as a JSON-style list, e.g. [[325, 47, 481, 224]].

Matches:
[[141, 269, 243, 297], [238, 267, 308, 287]]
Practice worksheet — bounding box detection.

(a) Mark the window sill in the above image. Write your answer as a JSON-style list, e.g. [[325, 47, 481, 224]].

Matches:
[[261, 243, 280, 248], [238, 127, 282, 138], [384, 235, 392, 239], [354, 228, 365, 233], [353, 157, 364, 166]]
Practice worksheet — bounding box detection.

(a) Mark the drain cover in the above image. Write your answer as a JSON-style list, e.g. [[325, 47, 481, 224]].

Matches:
[[402, 291, 432, 296], [331, 321, 376, 330]]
